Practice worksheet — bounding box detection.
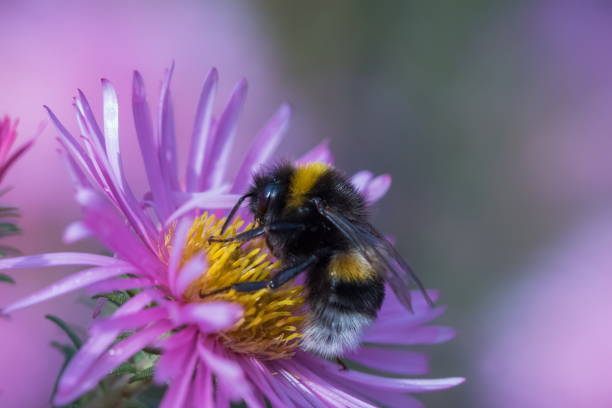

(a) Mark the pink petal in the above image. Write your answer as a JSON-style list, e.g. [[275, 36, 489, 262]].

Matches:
[[158, 326, 198, 351], [76, 189, 161, 276], [186, 67, 218, 192], [201, 79, 248, 190], [167, 192, 241, 224], [191, 362, 214, 408], [132, 70, 173, 219], [0, 139, 34, 183], [197, 341, 255, 400], [101, 79, 123, 188], [75, 89, 105, 151], [373, 306, 448, 333], [168, 302, 242, 332], [283, 360, 377, 408], [232, 103, 292, 193], [304, 377, 377, 408], [0, 252, 122, 269], [78, 133, 160, 252], [167, 218, 192, 296], [350, 170, 373, 192], [159, 352, 198, 408], [60, 149, 91, 189], [345, 347, 429, 375], [48, 105, 158, 250], [243, 359, 295, 408], [362, 325, 456, 345], [296, 139, 333, 165], [154, 332, 197, 384], [275, 367, 326, 407], [92, 307, 168, 334], [92, 297, 107, 319], [55, 320, 173, 405], [46, 107, 107, 189], [364, 174, 391, 203], [0, 116, 17, 163], [379, 288, 441, 316], [63, 221, 92, 244], [336, 370, 465, 393], [2, 264, 135, 314], [366, 392, 425, 408], [86, 277, 154, 296], [176, 254, 206, 297], [59, 291, 157, 392], [158, 63, 180, 194], [172, 184, 230, 206]]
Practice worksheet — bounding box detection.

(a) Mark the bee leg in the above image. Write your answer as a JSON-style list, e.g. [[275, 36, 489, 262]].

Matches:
[[199, 254, 318, 297], [208, 226, 265, 243], [209, 222, 306, 243], [335, 358, 348, 371]]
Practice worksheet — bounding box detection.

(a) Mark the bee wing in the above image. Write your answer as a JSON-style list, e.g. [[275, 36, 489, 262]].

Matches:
[[314, 201, 433, 312]]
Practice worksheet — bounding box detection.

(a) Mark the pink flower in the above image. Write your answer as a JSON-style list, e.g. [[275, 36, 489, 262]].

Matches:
[[0, 66, 463, 407], [0, 116, 33, 184]]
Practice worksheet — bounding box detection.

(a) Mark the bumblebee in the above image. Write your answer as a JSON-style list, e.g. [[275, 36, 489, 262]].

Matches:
[[207, 162, 432, 358]]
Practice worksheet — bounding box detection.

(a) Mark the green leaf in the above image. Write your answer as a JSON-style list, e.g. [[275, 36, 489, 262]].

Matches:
[[135, 384, 166, 407], [92, 291, 130, 307], [50, 341, 76, 360], [50, 342, 77, 407], [122, 400, 148, 408], [46, 315, 83, 349], [0, 222, 20, 235], [0, 206, 20, 218], [129, 367, 154, 383], [0, 246, 21, 257], [0, 273, 14, 284]]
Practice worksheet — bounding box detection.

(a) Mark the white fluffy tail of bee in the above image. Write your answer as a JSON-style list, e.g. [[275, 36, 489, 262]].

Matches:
[[300, 308, 373, 358]]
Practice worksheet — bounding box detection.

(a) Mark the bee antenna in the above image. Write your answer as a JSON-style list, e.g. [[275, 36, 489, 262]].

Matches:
[[220, 192, 254, 234]]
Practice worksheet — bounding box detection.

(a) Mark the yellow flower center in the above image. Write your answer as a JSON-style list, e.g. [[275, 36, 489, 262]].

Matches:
[[179, 213, 305, 360]]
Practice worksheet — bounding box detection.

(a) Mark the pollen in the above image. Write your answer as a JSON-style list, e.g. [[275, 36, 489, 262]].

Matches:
[[179, 213, 306, 360]]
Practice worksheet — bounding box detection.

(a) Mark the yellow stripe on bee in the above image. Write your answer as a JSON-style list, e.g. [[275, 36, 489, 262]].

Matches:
[[329, 250, 374, 283], [288, 162, 329, 208]]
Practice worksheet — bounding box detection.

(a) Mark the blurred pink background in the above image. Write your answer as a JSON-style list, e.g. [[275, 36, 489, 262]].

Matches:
[[476, 214, 612, 408]]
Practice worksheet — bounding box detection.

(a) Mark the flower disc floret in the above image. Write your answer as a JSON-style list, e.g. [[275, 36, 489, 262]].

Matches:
[[178, 213, 306, 360]]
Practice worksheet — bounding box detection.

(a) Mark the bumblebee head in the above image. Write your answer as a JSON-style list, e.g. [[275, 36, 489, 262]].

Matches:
[[252, 180, 286, 224], [221, 162, 326, 234]]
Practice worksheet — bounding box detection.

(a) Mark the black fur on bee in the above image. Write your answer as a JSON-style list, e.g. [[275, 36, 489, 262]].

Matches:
[[205, 161, 432, 358]]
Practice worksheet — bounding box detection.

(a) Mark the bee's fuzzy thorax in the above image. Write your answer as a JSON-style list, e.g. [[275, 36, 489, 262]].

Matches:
[[287, 162, 330, 208]]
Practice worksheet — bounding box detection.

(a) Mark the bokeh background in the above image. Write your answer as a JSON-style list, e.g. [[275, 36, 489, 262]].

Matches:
[[1, 1, 611, 407]]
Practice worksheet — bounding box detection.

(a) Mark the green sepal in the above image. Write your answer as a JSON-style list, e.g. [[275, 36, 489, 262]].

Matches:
[[0, 273, 14, 284], [46, 314, 83, 349], [129, 367, 155, 383], [111, 362, 139, 376]]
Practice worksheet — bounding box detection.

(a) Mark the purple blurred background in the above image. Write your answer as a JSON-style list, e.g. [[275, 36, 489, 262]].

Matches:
[[2, 1, 612, 407]]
